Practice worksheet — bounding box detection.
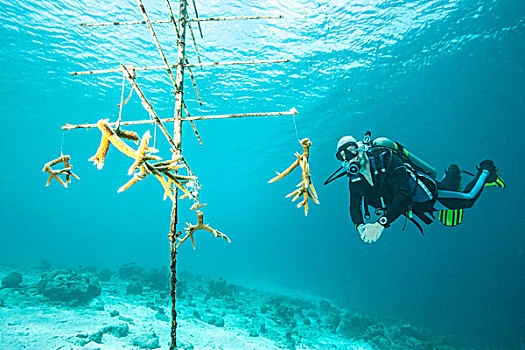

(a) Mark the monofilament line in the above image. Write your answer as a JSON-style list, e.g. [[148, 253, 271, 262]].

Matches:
[[117, 73, 126, 129], [292, 113, 301, 143]]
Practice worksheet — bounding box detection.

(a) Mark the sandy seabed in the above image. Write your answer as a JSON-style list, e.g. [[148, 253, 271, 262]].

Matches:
[[0, 264, 469, 350]]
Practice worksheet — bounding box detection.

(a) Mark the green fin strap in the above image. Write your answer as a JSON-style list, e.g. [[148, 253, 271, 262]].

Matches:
[[484, 172, 505, 188], [438, 209, 463, 227]]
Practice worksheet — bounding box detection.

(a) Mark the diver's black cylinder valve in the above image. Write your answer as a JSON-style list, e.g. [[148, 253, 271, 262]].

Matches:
[[363, 131, 372, 146]]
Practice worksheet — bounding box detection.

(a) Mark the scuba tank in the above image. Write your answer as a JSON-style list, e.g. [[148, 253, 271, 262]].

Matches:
[[372, 137, 437, 179]]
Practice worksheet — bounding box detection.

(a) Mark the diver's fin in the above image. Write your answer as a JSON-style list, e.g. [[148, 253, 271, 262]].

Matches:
[[484, 171, 505, 188], [438, 209, 463, 227], [478, 160, 505, 188]]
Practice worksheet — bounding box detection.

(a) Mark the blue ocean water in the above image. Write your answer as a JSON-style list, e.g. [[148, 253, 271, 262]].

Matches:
[[0, 0, 524, 348]]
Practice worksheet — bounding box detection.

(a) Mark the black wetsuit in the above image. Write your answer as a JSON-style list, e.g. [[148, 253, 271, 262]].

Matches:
[[349, 152, 412, 228]]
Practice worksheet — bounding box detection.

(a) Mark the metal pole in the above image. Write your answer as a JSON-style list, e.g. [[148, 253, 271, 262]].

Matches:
[[79, 14, 283, 27], [70, 59, 291, 75], [61, 109, 299, 130], [169, 0, 186, 348], [190, 0, 203, 37]]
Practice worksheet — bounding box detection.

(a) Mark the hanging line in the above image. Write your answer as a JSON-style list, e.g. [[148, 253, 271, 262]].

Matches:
[[59, 130, 65, 156], [145, 109, 157, 148], [153, 113, 157, 148], [292, 112, 301, 143], [116, 72, 126, 130]]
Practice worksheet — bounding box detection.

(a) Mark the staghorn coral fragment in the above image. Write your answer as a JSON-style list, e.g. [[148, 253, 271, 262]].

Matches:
[[48, 172, 67, 188], [292, 191, 302, 202], [308, 189, 320, 204], [190, 202, 207, 210], [115, 128, 140, 144], [144, 162, 175, 201], [285, 187, 301, 199], [96, 119, 138, 159], [118, 165, 149, 193], [268, 158, 300, 183], [268, 138, 319, 216], [309, 181, 318, 199], [163, 179, 176, 201], [150, 157, 183, 170], [167, 174, 196, 181], [42, 155, 79, 188], [89, 135, 111, 170], [163, 171, 195, 199], [177, 211, 230, 249], [152, 156, 183, 167], [128, 130, 152, 175], [94, 119, 161, 176], [62, 155, 73, 183], [154, 173, 175, 201], [154, 163, 185, 172]]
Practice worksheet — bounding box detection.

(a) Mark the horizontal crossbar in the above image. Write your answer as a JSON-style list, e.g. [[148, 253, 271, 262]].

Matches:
[[61, 108, 298, 130]]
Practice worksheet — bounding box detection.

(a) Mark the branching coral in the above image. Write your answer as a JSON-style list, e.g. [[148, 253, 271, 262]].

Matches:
[[177, 210, 230, 249], [42, 154, 80, 188], [89, 119, 159, 170], [89, 135, 111, 170], [269, 138, 319, 216], [89, 119, 203, 206]]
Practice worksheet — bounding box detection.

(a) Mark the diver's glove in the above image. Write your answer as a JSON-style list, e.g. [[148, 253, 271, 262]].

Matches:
[[360, 222, 385, 243], [357, 224, 366, 236]]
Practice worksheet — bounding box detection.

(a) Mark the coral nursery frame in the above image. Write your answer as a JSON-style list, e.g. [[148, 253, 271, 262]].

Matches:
[[58, 0, 299, 348]]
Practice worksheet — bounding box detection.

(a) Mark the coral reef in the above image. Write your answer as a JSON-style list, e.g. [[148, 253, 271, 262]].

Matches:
[[126, 281, 144, 295], [1, 272, 22, 288], [337, 312, 374, 338], [0, 264, 467, 350], [142, 267, 169, 291], [97, 268, 113, 282], [37, 269, 101, 304], [118, 263, 144, 280], [132, 331, 161, 349]]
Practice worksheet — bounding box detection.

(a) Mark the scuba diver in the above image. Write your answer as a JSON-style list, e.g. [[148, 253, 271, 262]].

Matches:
[[324, 132, 505, 243]]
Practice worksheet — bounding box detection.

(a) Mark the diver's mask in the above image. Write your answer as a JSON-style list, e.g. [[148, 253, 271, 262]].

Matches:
[[337, 141, 365, 175], [336, 141, 359, 162]]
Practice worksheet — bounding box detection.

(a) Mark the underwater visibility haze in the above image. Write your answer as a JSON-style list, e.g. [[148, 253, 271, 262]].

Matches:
[[0, 0, 524, 348]]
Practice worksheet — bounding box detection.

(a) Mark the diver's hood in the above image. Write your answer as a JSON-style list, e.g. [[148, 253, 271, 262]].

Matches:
[[335, 136, 358, 158]]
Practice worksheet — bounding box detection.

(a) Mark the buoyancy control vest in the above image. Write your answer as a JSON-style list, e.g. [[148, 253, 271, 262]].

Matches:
[[349, 147, 437, 206], [349, 142, 438, 234], [325, 133, 439, 231]]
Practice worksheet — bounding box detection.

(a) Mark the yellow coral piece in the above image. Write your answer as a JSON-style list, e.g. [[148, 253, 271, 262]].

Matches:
[[89, 135, 110, 170], [118, 165, 149, 193], [128, 130, 152, 175], [190, 202, 207, 210], [268, 138, 319, 216], [154, 173, 175, 201], [96, 119, 138, 159], [177, 211, 230, 249], [164, 178, 175, 200], [163, 171, 194, 199], [115, 128, 140, 144], [42, 155, 80, 188]]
